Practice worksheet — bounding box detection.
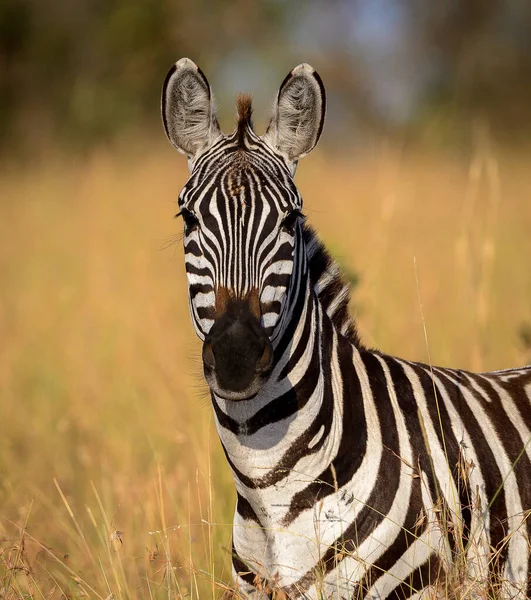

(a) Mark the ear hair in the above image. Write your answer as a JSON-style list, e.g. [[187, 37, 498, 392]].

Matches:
[[264, 63, 326, 162], [161, 58, 221, 159]]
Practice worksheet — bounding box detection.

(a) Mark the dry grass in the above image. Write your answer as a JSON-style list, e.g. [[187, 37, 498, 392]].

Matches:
[[0, 135, 530, 598]]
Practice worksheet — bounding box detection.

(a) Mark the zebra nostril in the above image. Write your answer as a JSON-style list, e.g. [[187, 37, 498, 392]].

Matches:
[[257, 341, 273, 373], [203, 342, 215, 369]]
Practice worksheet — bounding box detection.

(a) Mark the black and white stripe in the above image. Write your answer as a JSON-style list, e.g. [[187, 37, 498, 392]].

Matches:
[[161, 59, 531, 599]]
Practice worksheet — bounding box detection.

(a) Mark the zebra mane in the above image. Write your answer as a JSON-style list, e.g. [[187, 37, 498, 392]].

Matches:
[[302, 223, 361, 347], [236, 93, 253, 146]]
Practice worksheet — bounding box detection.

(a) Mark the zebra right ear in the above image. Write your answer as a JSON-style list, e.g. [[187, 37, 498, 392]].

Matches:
[[161, 58, 221, 161], [264, 63, 326, 163]]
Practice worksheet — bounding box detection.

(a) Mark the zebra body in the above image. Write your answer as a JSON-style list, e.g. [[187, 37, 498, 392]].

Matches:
[[161, 58, 531, 599]]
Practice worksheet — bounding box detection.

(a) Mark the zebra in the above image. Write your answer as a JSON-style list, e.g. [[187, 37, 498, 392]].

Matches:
[[161, 58, 531, 599]]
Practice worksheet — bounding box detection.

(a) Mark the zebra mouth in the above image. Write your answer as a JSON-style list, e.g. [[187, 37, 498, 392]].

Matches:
[[209, 385, 259, 403], [202, 301, 274, 401], [202, 343, 273, 402]]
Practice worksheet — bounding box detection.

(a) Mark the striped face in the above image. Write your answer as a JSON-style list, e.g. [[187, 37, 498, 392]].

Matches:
[[179, 130, 302, 341], [162, 58, 325, 400]]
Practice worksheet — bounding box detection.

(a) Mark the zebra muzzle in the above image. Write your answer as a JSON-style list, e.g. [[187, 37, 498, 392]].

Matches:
[[202, 301, 273, 401]]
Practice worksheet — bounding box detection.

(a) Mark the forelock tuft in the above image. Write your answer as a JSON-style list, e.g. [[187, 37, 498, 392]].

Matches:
[[236, 93, 253, 144]]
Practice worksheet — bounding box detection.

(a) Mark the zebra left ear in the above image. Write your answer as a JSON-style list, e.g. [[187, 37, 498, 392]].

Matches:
[[264, 63, 326, 163]]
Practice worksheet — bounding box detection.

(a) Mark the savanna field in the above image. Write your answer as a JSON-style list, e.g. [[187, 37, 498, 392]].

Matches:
[[1, 137, 531, 599]]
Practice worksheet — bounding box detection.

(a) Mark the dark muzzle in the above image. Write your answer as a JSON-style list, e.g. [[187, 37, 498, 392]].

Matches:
[[202, 300, 273, 400]]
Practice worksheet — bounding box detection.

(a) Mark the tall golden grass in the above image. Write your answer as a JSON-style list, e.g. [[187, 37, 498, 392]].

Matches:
[[1, 135, 530, 598]]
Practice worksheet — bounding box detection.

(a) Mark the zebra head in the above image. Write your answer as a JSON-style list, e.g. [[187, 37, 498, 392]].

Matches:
[[162, 58, 325, 401]]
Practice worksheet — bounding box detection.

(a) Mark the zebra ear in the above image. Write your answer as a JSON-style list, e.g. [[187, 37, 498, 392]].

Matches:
[[161, 58, 221, 160], [264, 63, 326, 162]]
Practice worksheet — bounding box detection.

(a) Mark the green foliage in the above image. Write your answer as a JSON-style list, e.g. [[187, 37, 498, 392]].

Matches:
[[520, 322, 531, 351], [331, 251, 360, 290], [0, 0, 299, 154]]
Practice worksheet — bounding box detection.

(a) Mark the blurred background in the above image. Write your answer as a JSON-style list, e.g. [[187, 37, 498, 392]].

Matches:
[[1, 1, 531, 598], [2, 0, 531, 153]]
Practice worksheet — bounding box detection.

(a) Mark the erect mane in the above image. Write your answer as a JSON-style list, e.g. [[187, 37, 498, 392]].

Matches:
[[302, 223, 362, 347], [236, 93, 253, 146]]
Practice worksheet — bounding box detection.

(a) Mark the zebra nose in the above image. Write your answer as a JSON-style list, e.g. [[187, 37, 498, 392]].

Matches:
[[203, 314, 273, 396], [203, 341, 215, 369]]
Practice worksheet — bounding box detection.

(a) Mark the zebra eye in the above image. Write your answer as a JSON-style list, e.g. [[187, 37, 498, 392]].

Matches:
[[281, 210, 302, 233], [179, 208, 200, 232]]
